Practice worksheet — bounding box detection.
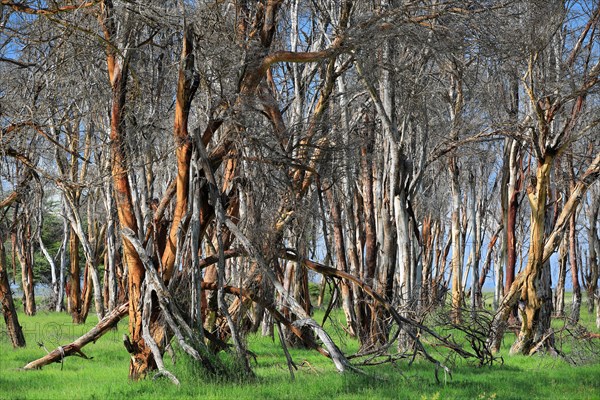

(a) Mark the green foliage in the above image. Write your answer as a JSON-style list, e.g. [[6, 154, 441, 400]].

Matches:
[[40, 212, 63, 255]]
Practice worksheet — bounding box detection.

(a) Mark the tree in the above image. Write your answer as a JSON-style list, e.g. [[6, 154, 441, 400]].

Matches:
[[488, 2, 600, 354]]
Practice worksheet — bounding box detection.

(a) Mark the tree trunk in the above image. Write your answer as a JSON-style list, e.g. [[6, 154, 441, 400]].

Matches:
[[477, 225, 501, 308], [568, 211, 581, 322], [99, 0, 153, 379], [554, 235, 567, 316], [596, 286, 600, 329], [325, 188, 357, 336], [393, 186, 412, 306], [104, 183, 118, 312], [56, 203, 69, 312], [505, 140, 521, 322], [447, 68, 464, 323], [449, 156, 462, 322], [16, 223, 35, 316], [0, 240, 26, 347], [421, 216, 435, 308], [468, 173, 481, 316], [510, 157, 553, 355], [37, 197, 60, 310], [160, 25, 197, 283], [360, 135, 377, 287], [69, 228, 83, 323], [584, 191, 599, 314], [488, 151, 600, 353], [86, 204, 105, 321]]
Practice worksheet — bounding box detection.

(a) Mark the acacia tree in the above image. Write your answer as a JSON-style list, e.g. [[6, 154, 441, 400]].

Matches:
[[488, 2, 600, 354]]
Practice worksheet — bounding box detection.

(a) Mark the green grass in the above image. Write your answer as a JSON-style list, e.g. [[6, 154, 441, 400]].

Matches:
[[1, 300, 599, 400]]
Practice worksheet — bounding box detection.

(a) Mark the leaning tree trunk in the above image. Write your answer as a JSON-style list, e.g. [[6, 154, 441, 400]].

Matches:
[[0, 240, 26, 347]]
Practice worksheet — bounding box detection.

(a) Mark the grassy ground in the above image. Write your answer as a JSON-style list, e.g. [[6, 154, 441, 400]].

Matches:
[[1, 300, 599, 400]]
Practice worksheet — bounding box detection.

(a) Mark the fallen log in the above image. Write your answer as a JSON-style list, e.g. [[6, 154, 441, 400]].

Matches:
[[23, 303, 128, 370]]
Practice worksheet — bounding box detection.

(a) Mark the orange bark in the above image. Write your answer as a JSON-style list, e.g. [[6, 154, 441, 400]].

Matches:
[[99, 0, 151, 379], [160, 27, 197, 283]]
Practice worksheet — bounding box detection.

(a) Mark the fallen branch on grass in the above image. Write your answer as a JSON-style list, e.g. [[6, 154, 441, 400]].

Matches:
[[22, 303, 128, 370]]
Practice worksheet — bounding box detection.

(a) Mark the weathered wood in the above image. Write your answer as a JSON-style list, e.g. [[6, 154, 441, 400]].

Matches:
[[282, 251, 481, 364], [121, 228, 217, 374], [221, 216, 355, 373], [23, 303, 128, 370]]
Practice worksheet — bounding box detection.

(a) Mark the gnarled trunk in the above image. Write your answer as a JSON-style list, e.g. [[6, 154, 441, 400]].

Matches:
[[510, 157, 553, 355]]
